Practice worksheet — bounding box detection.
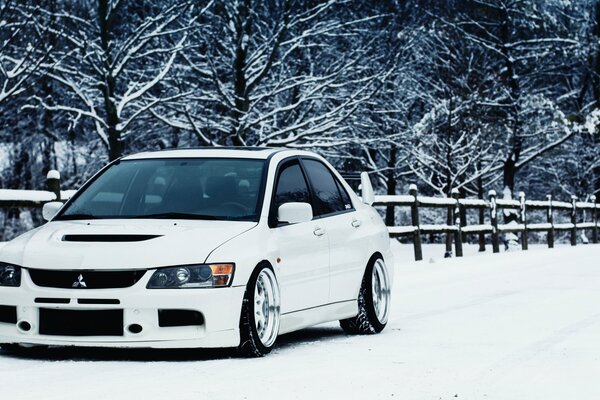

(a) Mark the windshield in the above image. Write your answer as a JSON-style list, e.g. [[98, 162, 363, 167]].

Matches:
[[56, 158, 266, 221]]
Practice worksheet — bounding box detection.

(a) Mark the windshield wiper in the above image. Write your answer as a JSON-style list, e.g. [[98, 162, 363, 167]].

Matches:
[[54, 213, 100, 221], [131, 212, 221, 220]]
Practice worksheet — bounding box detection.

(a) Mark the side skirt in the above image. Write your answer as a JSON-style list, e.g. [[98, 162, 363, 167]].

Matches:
[[278, 299, 358, 335]]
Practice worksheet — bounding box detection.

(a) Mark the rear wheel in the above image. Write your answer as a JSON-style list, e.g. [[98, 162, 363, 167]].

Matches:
[[340, 257, 391, 334], [238, 266, 281, 357]]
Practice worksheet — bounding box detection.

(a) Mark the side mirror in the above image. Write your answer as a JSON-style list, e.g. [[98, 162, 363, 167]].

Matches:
[[360, 172, 375, 205], [42, 202, 63, 221], [277, 202, 313, 224]]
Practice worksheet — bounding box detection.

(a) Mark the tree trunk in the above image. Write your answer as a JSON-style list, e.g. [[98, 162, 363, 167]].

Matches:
[[593, 1, 600, 198], [99, 0, 121, 161], [231, 0, 251, 146], [499, 3, 522, 209]]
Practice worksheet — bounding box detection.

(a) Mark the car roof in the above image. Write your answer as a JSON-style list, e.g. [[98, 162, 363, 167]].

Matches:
[[121, 147, 291, 160]]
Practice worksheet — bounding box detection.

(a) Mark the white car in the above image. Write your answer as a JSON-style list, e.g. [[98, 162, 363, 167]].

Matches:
[[0, 148, 392, 356]]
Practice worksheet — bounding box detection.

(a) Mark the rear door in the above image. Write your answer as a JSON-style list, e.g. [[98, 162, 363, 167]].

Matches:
[[270, 159, 330, 313], [301, 158, 366, 304]]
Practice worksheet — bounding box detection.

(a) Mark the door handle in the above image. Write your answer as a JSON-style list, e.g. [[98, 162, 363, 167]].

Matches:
[[351, 219, 362, 228], [313, 227, 325, 237]]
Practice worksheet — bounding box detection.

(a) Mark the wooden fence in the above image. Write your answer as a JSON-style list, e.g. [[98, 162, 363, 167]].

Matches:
[[0, 171, 598, 262], [0, 171, 76, 208], [374, 185, 599, 261]]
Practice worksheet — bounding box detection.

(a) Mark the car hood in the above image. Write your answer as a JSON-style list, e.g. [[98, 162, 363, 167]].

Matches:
[[0, 219, 257, 270]]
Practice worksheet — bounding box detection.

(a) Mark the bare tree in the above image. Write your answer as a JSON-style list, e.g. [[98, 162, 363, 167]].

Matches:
[[152, 0, 389, 148], [34, 0, 202, 161], [0, 0, 54, 105]]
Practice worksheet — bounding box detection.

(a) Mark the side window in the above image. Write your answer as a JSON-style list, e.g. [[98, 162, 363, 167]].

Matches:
[[335, 178, 353, 211], [274, 162, 311, 212], [302, 159, 350, 216]]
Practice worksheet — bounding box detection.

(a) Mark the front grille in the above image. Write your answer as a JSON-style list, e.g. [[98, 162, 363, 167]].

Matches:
[[28, 269, 146, 289], [39, 308, 124, 336]]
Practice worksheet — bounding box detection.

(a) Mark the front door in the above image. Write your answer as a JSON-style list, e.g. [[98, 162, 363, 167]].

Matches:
[[270, 160, 330, 313]]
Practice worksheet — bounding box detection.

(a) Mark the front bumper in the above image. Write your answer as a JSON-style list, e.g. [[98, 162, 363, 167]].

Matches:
[[0, 270, 246, 349]]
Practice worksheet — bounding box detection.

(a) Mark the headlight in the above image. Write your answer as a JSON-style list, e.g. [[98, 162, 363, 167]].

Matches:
[[0, 262, 22, 287], [147, 263, 234, 289]]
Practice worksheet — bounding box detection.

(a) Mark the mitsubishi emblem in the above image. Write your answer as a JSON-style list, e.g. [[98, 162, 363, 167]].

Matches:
[[72, 274, 87, 288]]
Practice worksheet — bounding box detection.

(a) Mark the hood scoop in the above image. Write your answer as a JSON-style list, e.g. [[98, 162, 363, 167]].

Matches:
[[62, 234, 162, 242]]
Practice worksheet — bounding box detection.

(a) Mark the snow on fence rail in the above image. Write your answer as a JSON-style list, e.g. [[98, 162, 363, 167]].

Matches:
[[373, 187, 599, 261], [0, 171, 598, 262], [0, 171, 76, 207]]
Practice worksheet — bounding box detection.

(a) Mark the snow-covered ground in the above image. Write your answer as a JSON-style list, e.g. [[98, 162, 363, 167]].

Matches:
[[1, 243, 600, 400]]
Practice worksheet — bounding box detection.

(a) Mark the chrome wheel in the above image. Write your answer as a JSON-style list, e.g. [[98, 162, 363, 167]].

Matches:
[[371, 259, 390, 324], [254, 268, 280, 347]]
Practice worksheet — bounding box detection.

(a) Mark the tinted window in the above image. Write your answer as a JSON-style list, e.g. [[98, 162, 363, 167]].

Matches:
[[302, 159, 350, 215], [274, 162, 311, 211], [57, 158, 265, 221], [335, 178, 353, 210]]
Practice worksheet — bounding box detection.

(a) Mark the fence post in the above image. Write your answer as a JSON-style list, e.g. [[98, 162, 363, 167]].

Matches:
[[519, 191, 528, 251], [571, 195, 578, 246], [547, 194, 554, 248], [409, 184, 423, 261], [592, 195, 598, 244], [489, 190, 500, 253], [452, 189, 463, 257], [444, 191, 453, 258], [46, 170, 61, 201], [478, 201, 486, 252]]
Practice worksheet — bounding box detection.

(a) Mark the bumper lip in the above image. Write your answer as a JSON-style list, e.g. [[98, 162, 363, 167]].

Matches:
[[0, 274, 246, 349], [0, 328, 240, 349]]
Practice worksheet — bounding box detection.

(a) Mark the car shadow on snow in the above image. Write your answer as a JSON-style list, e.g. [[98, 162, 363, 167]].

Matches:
[[0, 325, 347, 362]]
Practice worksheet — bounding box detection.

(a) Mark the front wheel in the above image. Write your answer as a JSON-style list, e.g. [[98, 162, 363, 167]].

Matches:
[[340, 257, 391, 334], [238, 265, 281, 357]]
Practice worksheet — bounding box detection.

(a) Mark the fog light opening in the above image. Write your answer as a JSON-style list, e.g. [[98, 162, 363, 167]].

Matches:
[[17, 320, 32, 332], [127, 324, 143, 334]]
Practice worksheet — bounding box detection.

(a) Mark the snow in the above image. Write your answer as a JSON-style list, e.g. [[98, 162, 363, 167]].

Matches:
[[1, 243, 600, 399], [498, 223, 525, 232], [373, 194, 414, 205], [528, 223, 552, 230], [0, 189, 56, 202], [526, 200, 551, 208], [576, 202, 596, 210], [388, 226, 417, 235], [496, 198, 520, 207], [461, 223, 493, 233], [459, 198, 487, 207], [420, 223, 457, 232], [0, 189, 76, 202], [577, 222, 596, 229], [46, 170, 60, 180], [551, 201, 573, 209], [553, 223, 575, 230], [418, 196, 456, 206]]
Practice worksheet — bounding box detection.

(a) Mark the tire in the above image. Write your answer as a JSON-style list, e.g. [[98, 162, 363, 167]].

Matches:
[[238, 265, 281, 357], [0, 344, 21, 353], [340, 256, 391, 334]]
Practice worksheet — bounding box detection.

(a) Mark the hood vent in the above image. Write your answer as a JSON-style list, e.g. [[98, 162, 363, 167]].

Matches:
[[62, 234, 162, 242]]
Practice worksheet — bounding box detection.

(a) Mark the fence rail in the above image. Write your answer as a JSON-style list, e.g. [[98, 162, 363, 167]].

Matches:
[[0, 171, 76, 208], [1, 171, 598, 262], [374, 187, 599, 261]]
